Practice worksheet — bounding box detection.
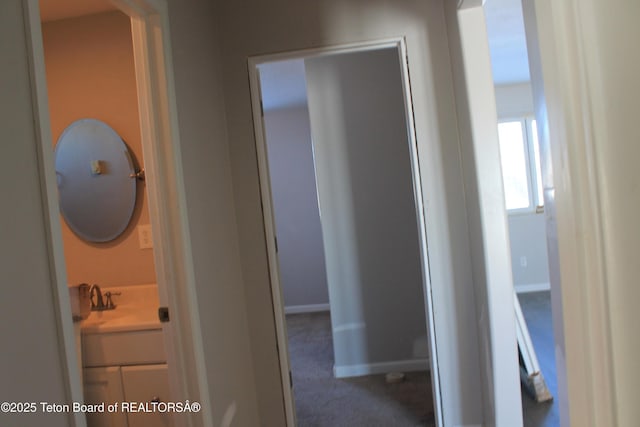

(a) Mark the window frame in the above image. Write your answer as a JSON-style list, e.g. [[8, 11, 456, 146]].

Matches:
[[497, 116, 544, 215]]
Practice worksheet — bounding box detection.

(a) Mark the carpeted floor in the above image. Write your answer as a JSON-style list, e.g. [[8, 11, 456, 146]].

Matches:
[[286, 312, 435, 427], [287, 295, 559, 426]]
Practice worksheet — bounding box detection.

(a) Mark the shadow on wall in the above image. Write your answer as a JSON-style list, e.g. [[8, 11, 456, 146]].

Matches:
[[304, 47, 428, 374]]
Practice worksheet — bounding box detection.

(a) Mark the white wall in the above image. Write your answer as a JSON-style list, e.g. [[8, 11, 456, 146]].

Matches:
[[305, 48, 428, 374], [494, 82, 534, 118], [526, 0, 640, 424], [508, 214, 550, 289], [584, 3, 640, 422], [495, 83, 551, 291], [218, 0, 485, 424], [0, 2, 72, 425], [536, 0, 640, 426], [262, 105, 330, 310]]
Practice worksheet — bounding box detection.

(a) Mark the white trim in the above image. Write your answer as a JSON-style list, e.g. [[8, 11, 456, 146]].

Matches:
[[284, 303, 330, 314], [28, 1, 211, 425], [333, 358, 429, 378], [116, 2, 214, 425], [23, 3, 85, 426], [515, 282, 550, 293], [333, 322, 366, 333], [248, 62, 297, 427], [248, 38, 441, 427], [397, 38, 444, 427], [249, 38, 406, 67], [530, 0, 617, 425]]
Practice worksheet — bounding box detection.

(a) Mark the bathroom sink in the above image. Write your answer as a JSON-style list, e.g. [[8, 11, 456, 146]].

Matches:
[[80, 284, 162, 333], [81, 305, 161, 333], [80, 284, 166, 367]]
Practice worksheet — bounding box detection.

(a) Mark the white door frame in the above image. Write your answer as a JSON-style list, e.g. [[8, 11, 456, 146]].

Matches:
[[247, 38, 443, 427], [523, 0, 616, 425], [24, 1, 212, 425], [457, 0, 618, 425]]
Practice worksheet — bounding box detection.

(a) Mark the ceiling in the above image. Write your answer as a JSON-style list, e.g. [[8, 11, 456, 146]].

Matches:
[[484, 0, 531, 85], [39, 0, 116, 22], [39, 0, 530, 109], [259, 0, 530, 111]]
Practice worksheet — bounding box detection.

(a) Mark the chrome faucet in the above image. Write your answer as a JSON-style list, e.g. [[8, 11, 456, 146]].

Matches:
[[89, 284, 120, 311], [89, 284, 106, 311]]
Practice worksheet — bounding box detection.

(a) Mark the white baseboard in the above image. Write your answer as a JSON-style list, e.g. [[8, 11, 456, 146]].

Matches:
[[515, 282, 550, 293], [284, 303, 330, 314], [333, 358, 429, 378]]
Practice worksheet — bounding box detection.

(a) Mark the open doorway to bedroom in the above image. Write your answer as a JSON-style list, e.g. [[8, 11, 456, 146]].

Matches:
[[249, 41, 438, 426], [484, 0, 562, 425]]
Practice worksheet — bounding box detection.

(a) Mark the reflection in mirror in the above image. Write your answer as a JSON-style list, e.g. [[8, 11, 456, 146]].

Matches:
[[55, 119, 138, 242]]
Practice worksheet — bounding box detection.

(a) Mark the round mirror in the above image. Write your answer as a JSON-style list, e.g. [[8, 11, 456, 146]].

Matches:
[[55, 119, 137, 243]]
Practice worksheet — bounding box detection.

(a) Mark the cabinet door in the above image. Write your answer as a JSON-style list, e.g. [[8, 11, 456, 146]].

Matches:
[[121, 364, 173, 427], [83, 366, 128, 427]]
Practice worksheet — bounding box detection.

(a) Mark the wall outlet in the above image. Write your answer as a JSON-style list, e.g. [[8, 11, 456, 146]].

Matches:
[[138, 224, 153, 249], [520, 256, 528, 267]]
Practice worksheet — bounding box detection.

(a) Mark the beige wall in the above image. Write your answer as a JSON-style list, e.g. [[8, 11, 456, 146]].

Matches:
[[42, 11, 156, 288], [218, 0, 484, 424]]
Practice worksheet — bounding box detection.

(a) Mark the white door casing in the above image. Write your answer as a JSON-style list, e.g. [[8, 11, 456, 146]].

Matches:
[[248, 38, 444, 427]]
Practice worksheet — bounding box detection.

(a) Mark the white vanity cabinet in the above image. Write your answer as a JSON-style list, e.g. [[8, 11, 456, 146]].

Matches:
[[121, 364, 172, 427], [83, 364, 171, 427], [82, 325, 172, 427], [84, 366, 128, 427]]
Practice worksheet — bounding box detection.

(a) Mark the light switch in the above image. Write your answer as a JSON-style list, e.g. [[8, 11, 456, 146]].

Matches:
[[138, 224, 153, 249]]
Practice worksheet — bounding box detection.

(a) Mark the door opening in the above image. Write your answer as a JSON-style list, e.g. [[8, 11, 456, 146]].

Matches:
[[248, 39, 441, 426], [26, 0, 211, 425], [483, 0, 565, 424]]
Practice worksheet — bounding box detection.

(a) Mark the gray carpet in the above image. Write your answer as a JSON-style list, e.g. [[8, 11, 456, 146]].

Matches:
[[287, 294, 557, 426], [286, 312, 435, 427]]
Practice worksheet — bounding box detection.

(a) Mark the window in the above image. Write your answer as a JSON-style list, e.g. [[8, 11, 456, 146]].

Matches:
[[497, 118, 543, 212]]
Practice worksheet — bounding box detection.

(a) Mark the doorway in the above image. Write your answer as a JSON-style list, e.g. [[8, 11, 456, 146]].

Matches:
[[483, 0, 563, 425], [40, 7, 173, 426], [26, 0, 209, 425], [249, 40, 439, 426]]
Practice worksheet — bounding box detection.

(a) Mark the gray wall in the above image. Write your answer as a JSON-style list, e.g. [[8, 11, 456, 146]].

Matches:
[[305, 48, 428, 371], [508, 214, 550, 287], [0, 2, 71, 425], [218, 0, 485, 423], [495, 83, 550, 290], [166, 1, 260, 424], [262, 105, 330, 309]]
